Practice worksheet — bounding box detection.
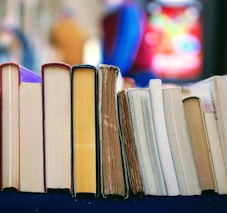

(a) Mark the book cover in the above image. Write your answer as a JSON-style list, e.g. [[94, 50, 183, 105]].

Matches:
[[19, 65, 41, 83]]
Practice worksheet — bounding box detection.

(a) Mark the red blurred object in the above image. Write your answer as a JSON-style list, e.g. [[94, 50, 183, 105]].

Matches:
[[148, 0, 203, 80]]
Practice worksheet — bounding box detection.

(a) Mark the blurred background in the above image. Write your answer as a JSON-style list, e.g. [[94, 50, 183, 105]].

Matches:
[[0, 0, 226, 85]]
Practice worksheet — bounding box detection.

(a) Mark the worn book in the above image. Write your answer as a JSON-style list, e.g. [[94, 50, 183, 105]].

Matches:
[[42, 62, 72, 192], [149, 79, 180, 196], [117, 89, 144, 195], [71, 64, 99, 196], [182, 76, 227, 194], [0, 62, 41, 191], [126, 88, 167, 195], [163, 87, 201, 195], [183, 96, 217, 192], [98, 64, 128, 198]]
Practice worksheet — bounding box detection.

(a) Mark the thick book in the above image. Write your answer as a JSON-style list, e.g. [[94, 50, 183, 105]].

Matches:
[[183, 96, 217, 192], [19, 81, 44, 193], [126, 88, 167, 195], [71, 64, 99, 196], [0, 62, 41, 191], [98, 64, 128, 198], [149, 79, 180, 196], [42, 62, 72, 192], [117, 89, 144, 195], [182, 76, 227, 194], [163, 87, 201, 195]]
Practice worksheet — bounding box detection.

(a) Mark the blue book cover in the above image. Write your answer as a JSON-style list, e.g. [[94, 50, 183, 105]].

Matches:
[[19, 65, 41, 83]]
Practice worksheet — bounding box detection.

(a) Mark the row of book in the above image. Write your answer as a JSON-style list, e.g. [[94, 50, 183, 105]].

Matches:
[[1, 61, 227, 198]]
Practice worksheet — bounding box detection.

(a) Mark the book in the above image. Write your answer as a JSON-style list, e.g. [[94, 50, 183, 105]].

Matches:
[[42, 62, 72, 192], [0, 62, 41, 191], [19, 81, 44, 193], [71, 64, 99, 196], [163, 87, 201, 195], [98, 64, 128, 198], [149, 79, 180, 196], [126, 88, 167, 195], [183, 96, 217, 192], [182, 76, 227, 194], [117, 89, 144, 195]]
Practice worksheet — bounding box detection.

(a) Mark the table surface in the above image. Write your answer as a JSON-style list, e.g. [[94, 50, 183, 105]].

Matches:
[[0, 190, 227, 213]]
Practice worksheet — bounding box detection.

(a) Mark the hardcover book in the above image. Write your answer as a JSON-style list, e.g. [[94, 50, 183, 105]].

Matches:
[[0, 62, 41, 191], [71, 64, 99, 196], [19, 81, 44, 193], [42, 62, 72, 192]]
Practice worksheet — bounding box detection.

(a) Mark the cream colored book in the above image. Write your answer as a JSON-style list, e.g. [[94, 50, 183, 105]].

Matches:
[[149, 79, 180, 196], [0, 62, 41, 191], [182, 75, 227, 194], [42, 62, 72, 192], [163, 87, 201, 195], [127, 88, 167, 196], [19, 82, 44, 193]]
